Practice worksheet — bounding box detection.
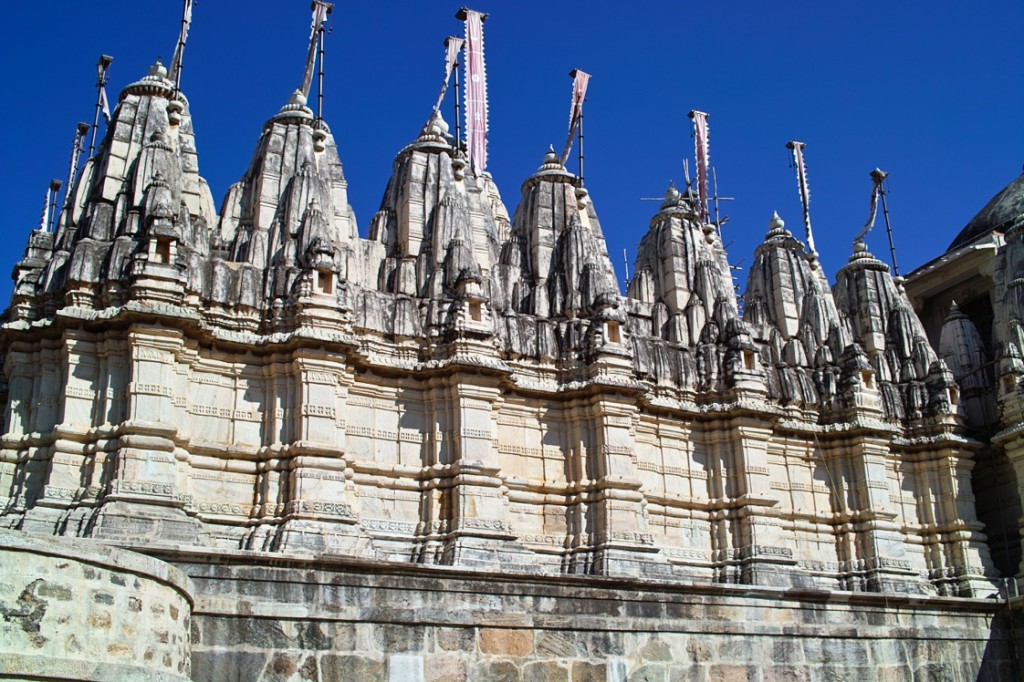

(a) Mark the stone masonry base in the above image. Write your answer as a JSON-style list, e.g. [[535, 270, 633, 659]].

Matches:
[[166, 549, 1018, 682], [1, 530, 1019, 682]]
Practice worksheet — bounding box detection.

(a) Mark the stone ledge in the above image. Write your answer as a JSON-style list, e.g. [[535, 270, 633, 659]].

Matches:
[[147, 543, 1001, 616], [1, 529, 193, 604], [0, 654, 189, 682]]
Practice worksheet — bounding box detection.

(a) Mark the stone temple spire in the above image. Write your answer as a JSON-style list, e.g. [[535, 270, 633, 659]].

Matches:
[[505, 147, 616, 319], [214, 89, 359, 320], [10, 59, 218, 318], [367, 112, 507, 301], [833, 239, 953, 420]]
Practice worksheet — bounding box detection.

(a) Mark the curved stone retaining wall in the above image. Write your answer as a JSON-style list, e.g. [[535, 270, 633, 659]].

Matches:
[[0, 530, 193, 681], [170, 550, 1017, 682]]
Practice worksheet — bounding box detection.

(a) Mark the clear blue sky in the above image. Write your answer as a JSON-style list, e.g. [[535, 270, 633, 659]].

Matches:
[[1, 1, 1021, 305]]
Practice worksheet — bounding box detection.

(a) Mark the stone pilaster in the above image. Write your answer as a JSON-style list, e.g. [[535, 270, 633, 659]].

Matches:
[[441, 367, 533, 571], [723, 416, 799, 586], [90, 325, 203, 545], [272, 349, 371, 556], [997, 384, 1024, 579], [0, 342, 59, 531], [587, 392, 669, 578], [19, 331, 105, 535], [923, 443, 999, 596], [844, 435, 929, 593]]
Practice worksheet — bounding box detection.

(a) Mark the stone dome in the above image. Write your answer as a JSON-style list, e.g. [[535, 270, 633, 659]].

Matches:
[[948, 172, 1024, 250]]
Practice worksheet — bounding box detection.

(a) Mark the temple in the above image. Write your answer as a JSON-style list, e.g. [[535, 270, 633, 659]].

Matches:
[[1, 5, 1022, 681]]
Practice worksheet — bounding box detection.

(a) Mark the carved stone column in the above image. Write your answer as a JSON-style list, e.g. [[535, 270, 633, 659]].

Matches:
[[724, 416, 799, 586], [90, 325, 202, 545], [920, 441, 1000, 596], [587, 391, 669, 578], [845, 434, 929, 593], [272, 349, 371, 556], [440, 363, 533, 570]]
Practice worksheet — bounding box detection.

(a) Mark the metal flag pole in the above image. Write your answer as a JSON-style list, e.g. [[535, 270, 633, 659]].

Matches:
[[63, 123, 90, 211], [578, 99, 585, 184], [301, 2, 333, 99], [44, 180, 63, 233], [316, 18, 327, 122], [89, 55, 113, 158], [453, 49, 462, 152], [872, 168, 900, 276]]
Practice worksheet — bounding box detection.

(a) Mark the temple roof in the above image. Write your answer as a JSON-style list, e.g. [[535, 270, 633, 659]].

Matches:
[[948, 172, 1024, 250]]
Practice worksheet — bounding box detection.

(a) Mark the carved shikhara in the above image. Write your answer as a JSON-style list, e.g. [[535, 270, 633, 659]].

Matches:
[[0, 60, 1017, 601]]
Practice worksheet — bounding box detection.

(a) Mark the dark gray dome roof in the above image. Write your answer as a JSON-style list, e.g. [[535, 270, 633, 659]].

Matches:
[[948, 173, 1024, 250]]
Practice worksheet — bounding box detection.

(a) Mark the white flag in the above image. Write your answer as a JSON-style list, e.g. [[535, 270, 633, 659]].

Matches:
[[98, 84, 111, 122], [431, 36, 465, 117], [169, 0, 194, 83], [301, 1, 333, 97], [787, 141, 815, 253], [97, 60, 111, 122]]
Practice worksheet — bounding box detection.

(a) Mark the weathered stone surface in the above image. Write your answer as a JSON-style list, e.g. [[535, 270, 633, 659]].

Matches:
[[3, 7, 1024, 682], [479, 628, 534, 657], [319, 654, 385, 682], [0, 530, 192, 681]]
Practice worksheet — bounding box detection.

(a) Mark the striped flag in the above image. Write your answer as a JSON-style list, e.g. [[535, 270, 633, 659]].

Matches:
[[462, 9, 489, 173], [560, 69, 591, 166], [689, 110, 710, 224]]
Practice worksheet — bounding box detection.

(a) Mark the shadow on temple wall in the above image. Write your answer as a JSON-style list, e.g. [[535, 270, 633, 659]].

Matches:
[[978, 600, 1023, 681]]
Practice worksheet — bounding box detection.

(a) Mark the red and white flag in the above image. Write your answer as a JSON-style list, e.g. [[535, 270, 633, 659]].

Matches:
[[560, 69, 591, 166], [432, 36, 465, 117], [689, 110, 710, 224], [462, 9, 489, 172]]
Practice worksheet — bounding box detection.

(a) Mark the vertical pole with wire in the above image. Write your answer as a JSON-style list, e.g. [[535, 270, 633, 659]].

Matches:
[[89, 55, 113, 158], [316, 21, 326, 123], [453, 55, 462, 152], [577, 99, 585, 184], [46, 180, 63, 233], [63, 122, 90, 212], [871, 168, 900, 277]]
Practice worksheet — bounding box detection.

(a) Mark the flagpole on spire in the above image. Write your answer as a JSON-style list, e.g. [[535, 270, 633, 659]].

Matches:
[[871, 168, 900, 276], [786, 140, 816, 255], [688, 110, 711, 225], [88, 55, 113, 158], [62, 123, 90, 213], [560, 69, 591, 182], [39, 180, 62, 233], [316, 13, 327, 122], [301, 2, 333, 100], [452, 45, 463, 152], [168, 0, 194, 97]]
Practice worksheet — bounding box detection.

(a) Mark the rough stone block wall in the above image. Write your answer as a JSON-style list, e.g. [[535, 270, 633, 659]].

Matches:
[[0, 530, 193, 681], [174, 551, 1018, 682]]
